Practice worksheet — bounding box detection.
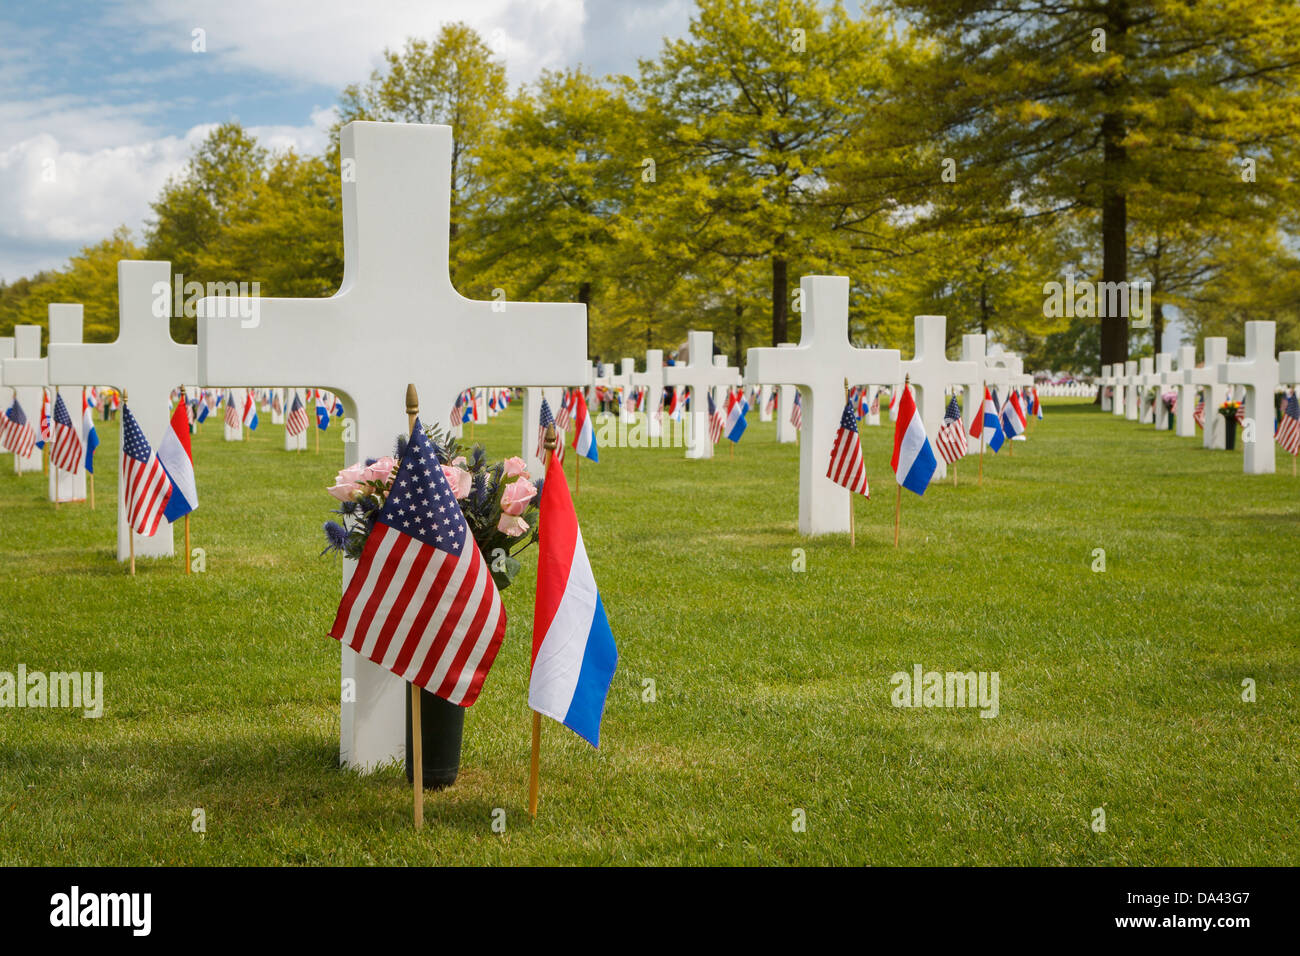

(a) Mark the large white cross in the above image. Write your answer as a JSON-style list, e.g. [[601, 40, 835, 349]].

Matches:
[[47, 304, 88, 501], [663, 330, 740, 460], [1099, 364, 1115, 412], [1219, 321, 1278, 474], [774, 343, 799, 443], [959, 335, 987, 437], [900, 315, 977, 479], [1123, 360, 1140, 420], [629, 349, 664, 439], [49, 261, 198, 557], [195, 121, 586, 773], [3, 326, 44, 473], [1112, 363, 1128, 418], [520, 386, 562, 475], [1182, 337, 1228, 449], [611, 357, 635, 423], [1167, 348, 1197, 437], [744, 275, 903, 535]]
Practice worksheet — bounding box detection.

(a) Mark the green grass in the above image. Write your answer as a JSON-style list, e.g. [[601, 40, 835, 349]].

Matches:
[[1, 399, 1297, 865]]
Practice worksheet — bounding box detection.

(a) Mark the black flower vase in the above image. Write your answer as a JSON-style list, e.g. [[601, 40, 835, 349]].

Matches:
[[1224, 416, 1238, 451], [405, 687, 464, 789]]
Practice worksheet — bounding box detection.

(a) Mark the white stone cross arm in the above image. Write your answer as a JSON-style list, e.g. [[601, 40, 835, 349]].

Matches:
[[1218, 321, 1278, 474], [2, 325, 46, 474], [664, 330, 740, 460], [744, 275, 902, 535], [196, 120, 587, 775]]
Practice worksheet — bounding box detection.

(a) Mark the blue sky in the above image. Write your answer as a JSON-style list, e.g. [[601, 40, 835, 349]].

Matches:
[[0, 0, 696, 282]]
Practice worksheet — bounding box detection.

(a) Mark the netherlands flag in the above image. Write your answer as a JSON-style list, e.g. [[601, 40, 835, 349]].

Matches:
[[724, 389, 748, 443], [891, 383, 937, 496], [969, 386, 1005, 453], [316, 391, 330, 430], [1001, 389, 1027, 440], [571, 389, 598, 462], [242, 391, 259, 431], [529, 450, 617, 746], [159, 399, 199, 523]]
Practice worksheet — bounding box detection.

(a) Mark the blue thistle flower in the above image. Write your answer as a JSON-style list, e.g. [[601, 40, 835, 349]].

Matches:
[[322, 521, 349, 554]]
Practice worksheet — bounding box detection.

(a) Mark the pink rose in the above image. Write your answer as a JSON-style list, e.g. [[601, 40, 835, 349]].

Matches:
[[362, 456, 398, 484], [503, 456, 529, 478], [337, 463, 366, 486], [497, 513, 529, 537], [452, 456, 467, 468], [327, 482, 359, 502], [499, 478, 537, 516], [442, 464, 472, 499]]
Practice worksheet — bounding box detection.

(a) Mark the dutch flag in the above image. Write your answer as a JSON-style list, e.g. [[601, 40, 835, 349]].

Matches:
[[571, 389, 598, 462], [529, 451, 617, 746], [891, 383, 937, 496], [316, 391, 330, 430], [158, 399, 198, 522], [242, 391, 259, 431], [969, 386, 1005, 453], [724, 389, 748, 443], [1001, 388, 1027, 440]]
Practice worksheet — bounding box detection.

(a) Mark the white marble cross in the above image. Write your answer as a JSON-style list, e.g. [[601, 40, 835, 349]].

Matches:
[[1182, 338, 1228, 449], [1137, 357, 1156, 424], [224, 387, 246, 440], [663, 330, 740, 460], [195, 121, 586, 773], [611, 357, 635, 423], [864, 384, 881, 426], [1112, 362, 1129, 418], [900, 315, 977, 478], [3, 326, 44, 473], [520, 386, 562, 475], [1145, 353, 1173, 430], [1123, 360, 1140, 420], [757, 384, 773, 422], [744, 275, 902, 535], [1219, 321, 1279, 474], [47, 304, 88, 501], [959, 335, 987, 437], [1099, 364, 1114, 412], [49, 261, 198, 557], [629, 349, 664, 439], [1167, 348, 1197, 437], [774, 343, 798, 444], [284, 387, 307, 451]]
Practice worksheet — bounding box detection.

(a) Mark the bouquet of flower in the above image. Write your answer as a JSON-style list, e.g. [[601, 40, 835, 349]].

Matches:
[[1218, 400, 1243, 419], [322, 423, 541, 591], [1162, 390, 1178, 411]]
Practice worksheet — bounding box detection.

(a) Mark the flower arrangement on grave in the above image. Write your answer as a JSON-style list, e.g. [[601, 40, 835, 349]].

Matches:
[[321, 422, 540, 591], [1218, 400, 1243, 420], [1162, 391, 1178, 411]]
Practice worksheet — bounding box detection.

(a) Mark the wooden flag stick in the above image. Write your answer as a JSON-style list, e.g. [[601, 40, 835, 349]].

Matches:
[[530, 422, 559, 818], [406, 382, 424, 831], [88, 473, 94, 510], [978, 381, 986, 487], [129, 529, 136, 576]]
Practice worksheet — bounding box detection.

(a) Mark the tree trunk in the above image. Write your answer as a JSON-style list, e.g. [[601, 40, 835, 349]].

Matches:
[[734, 305, 744, 367], [1153, 298, 1165, 354], [771, 256, 788, 346], [1099, 2, 1130, 370], [979, 281, 989, 336]]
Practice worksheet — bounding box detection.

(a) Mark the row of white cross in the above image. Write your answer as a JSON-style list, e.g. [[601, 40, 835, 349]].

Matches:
[[3, 120, 1293, 773], [1097, 321, 1299, 475]]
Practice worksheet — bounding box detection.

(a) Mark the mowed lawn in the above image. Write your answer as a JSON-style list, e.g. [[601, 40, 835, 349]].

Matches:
[[0, 398, 1296, 866]]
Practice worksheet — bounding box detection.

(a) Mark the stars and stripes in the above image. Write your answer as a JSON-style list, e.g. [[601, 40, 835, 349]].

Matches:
[[827, 399, 870, 497], [707, 391, 725, 445], [50, 393, 83, 474], [285, 392, 309, 437], [554, 389, 574, 431], [1277, 390, 1300, 456], [121, 405, 173, 537], [935, 395, 969, 465], [790, 390, 803, 430], [224, 392, 241, 429], [1193, 394, 1206, 430], [538, 396, 565, 464], [328, 421, 507, 706], [1, 399, 37, 459]]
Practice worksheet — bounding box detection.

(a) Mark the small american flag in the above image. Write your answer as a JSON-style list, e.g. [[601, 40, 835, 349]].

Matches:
[[51, 393, 83, 474], [765, 389, 778, 414], [935, 395, 969, 465], [121, 405, 172, 536], [1276, 390, 1300, 456], [285, 392, 309, 437], [554, 389, 574, 430], [790, 390, 803, 430], [538, 396, 565, 463], [224, 392, 241, 429], [1, 399, 36, 459], [869, 390, 880, 416], [329, 421, 507, 706], [708, 391, 725, 444], [827, 399, 869, 497], [1193, 395, 1206, 430]]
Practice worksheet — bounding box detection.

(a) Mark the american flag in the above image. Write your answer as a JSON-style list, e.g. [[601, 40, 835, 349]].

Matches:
[[51, 393, 83, 474], [1193, 394, 1205, 430], [869, 390, 880, 416], [329, 421, 507, 706], [708, 391, 725, 444], [790, 390, 803, 429], [935, 395, 969, 465], [1276, 390, 1300, 456], [555, 389, 574, 430], [1, 398, 36, 458], [538, 396, 565, 463], [285, 392, 309, 437], [827, 399, 869, 497], [121, 405, 172, 536], [224, 391, 241, 429], [765, 388, 778, 414]]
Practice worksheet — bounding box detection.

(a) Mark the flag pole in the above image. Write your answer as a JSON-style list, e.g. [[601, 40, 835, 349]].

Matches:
[[530, 422, 558, 818], [844, 379, 855, 548], [53, 386, 61, 512], [405, 383, 425, 831], [978, 381, 985, 487], [895, 375, 909, 547]]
